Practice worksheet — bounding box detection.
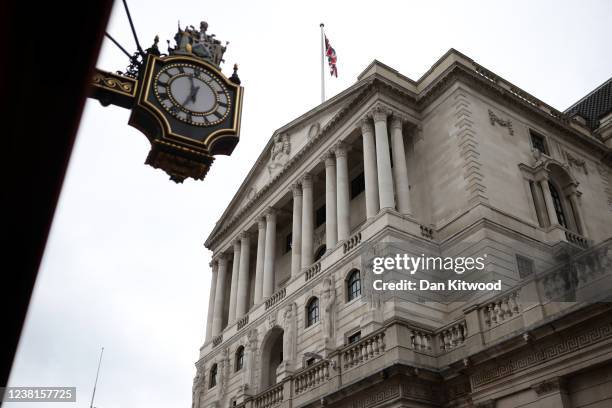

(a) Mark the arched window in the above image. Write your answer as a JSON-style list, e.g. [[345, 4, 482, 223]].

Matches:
[[314, 245, 326, 262], [347, 269, 361, 301], [549, 182, 569, 229], [235, 346, 244, 372], [209, 364, 218, 388], [306, 297, 319, 327]]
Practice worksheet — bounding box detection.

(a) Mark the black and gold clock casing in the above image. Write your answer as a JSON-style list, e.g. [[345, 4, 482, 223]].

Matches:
[[90, 22, 243, 183]]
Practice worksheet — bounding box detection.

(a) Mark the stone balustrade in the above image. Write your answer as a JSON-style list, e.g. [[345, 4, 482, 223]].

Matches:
[[264, 287, 286, 310], [342, 330, 386, 369], [565, 230, 590, 248], [212, 334, 223, 347], [293, 360, 330, 395], [343, 232, 362, 254], [419, 225, 434, 239], [481, 291, 520, 327], [305, 262, 321, 281], [253, 382, 284, 408], [409, 328, 433, 351], [438, 321, 467, 351], [237, 314, 249, 330]]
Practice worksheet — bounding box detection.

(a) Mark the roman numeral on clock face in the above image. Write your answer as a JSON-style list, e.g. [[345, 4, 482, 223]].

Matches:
[[212, 111, 223, 119]]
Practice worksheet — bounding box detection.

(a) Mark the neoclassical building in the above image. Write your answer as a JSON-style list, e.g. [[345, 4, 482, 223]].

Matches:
[[193, 49, 612, 408]]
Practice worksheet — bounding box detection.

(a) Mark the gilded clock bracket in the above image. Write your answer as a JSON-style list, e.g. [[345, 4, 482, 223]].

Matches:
[[90, 68, 138, 109]]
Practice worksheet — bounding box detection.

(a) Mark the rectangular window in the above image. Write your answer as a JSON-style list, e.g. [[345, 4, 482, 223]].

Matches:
[[348, 331, 361, 344], [530, 131, 548, 155], [350, 172, 365, 199], [315, 205, 326, 227]]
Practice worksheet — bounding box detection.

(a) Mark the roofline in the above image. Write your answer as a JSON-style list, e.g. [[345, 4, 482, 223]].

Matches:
[[564, 76, 612, 113]]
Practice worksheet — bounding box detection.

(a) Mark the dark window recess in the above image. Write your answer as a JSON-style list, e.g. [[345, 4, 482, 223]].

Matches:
[[350, 172, 365, 199], [530, 131, 548, 155], [306, 298, 320, 327], [516, 255, 535, 278], [285, 233, 292, 253], [348, 331, 361, 344], [549, 182, 568, 229], [235, 346, 244, 371], [306, 358, 316, 367], [314, 245, 326, 262], [209, 364, 218, 388], [315, 205, 326, 227], [347, 270, 361, 301]]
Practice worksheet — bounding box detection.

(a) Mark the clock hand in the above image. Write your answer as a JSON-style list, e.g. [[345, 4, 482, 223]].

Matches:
[[190, 86, 200, 103]]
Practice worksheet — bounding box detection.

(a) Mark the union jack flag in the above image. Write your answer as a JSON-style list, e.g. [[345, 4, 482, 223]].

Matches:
[[325, 35, 338, 77]]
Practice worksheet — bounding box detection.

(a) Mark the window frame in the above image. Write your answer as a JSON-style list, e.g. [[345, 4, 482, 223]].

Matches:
[[235, 346, 245, 372], [306, 297, 320, 327], [209, 364, 218, 389], [346, 269, 362, 302]]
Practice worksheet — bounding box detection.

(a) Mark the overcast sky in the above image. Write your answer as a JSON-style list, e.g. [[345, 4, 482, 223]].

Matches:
[[7, 1, 612, 407]]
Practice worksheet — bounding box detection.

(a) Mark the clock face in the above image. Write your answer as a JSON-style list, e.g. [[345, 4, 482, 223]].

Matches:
[[154, 63, 231, 126]]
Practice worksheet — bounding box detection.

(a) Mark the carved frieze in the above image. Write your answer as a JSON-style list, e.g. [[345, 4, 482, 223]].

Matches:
[[488, 109, 514, 135]]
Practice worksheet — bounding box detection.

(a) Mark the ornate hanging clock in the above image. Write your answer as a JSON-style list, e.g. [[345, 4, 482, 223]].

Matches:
[[90, 20, 243, 183]]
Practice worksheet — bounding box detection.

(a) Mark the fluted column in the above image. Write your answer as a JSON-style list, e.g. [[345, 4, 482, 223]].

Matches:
[[205, 261, 218, 342], [236, 232, 251, 317], [254, 218, 266, 304], [325, 153, 338, 249], [262, 209, 277, 298], [212, 256, 228, 336], [336, 141, 351, 240], [372, 106, 396, 210], [540, 179, 559, 226], [228, 240, 241, 324], [301, 174, 314, 268], [291, 184, 303, 277], [360, 118, 379, 218], [390, 117, 412, 214]]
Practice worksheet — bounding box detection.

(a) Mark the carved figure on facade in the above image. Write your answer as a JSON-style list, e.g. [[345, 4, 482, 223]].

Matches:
[[564, 150, 588, 175], [192, 366, 205, 408], [268, 134, 291, 176], [308, 122, 321, 140], [217, 348, 229, 399], [282, 303, 297, 364], [322, 277, 336, 343]]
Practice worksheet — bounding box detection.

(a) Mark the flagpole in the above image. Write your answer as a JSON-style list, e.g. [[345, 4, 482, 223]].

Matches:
[[320, 23, 325, 103], [89, 347, 104, 408]]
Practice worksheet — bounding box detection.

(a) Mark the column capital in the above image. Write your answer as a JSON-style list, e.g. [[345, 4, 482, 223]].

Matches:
[[371, 105, 392, 123], [359, 117, 374, 134], [324, 151, 336, 167], [334, 141, 349, 157], [265, 208, 277, 221], [240, 231, 251, 241], [257, 217, 266, 229], [233, 239, 242, 251], [302, 173, 314, 188], [390, 116, 404, 131], [217, 253, 230, 264], [291, 183, 303, 197]]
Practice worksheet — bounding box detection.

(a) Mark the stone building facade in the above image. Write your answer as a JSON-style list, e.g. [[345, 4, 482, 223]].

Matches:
[[193, 49, 612, 408]]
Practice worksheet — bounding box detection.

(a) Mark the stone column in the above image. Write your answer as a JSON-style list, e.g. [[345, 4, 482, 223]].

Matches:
[[291, 184, 303, 277], [540, 179, 559, 226], [566, 185, 587, 236], [372, 106, 396, 210], [325, 153, 338, 249], [254, 218, 266, 304], [531, 180, 550, 227], [205, 261, 218, 342], [228, 240, 241, 324], [212, 256, 228, 336], [262, 209, 277, 298], [336, 141, 351, 240], [531, 377, 571, 408], [360, 119, 379, 218], [301, 174, 314, 268], [390, 117, 412, 214], [236, 232, 251, 318]]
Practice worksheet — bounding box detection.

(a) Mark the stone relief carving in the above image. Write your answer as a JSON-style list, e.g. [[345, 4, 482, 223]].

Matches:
[[192, 366, 205, 408], [282, 303, 297, 365], [322, 277, 336, 346], [308, 122, 321, 140], [268, 133, 291, 176], [217, 348, 229, 399], [564, 150, 588, 175], [488, 109, 514, 135]]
